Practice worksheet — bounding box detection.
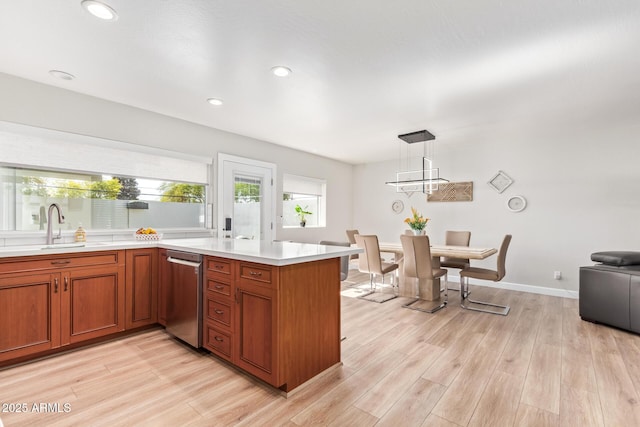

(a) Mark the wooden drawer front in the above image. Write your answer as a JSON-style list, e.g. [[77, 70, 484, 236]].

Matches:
[[207, 279, 231, 299], [239, 263, 273, 285], [0, 251, 122, 275], [204, 324, 232, 359], [206, 298, 232, 328], [206, 257, 233, 280]]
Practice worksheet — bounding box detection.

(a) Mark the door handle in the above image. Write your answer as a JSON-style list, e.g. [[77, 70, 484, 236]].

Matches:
[[167, 257, 201, 268], [64, 276, 69, 292], [54, 277, 59, 293]]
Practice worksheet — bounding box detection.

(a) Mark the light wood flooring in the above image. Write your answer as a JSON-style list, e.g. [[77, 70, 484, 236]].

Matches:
[[2, 270, 640, 426]]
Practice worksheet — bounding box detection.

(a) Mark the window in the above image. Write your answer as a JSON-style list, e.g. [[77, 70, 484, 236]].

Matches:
[[233, 175, 262, 239], [0, 166, 206, 231], [0, 121, 211, 233], [282, 174, 326, 227]]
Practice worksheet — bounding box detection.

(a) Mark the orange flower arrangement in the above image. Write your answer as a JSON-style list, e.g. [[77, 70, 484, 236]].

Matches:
[[404, 207, 429, 231]]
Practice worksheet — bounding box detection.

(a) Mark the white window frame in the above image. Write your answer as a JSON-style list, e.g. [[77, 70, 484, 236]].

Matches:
[[282, 173, 326, 228]]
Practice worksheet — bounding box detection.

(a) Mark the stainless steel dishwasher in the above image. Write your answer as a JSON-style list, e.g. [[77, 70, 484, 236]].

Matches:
[[165, 250, 203, 348]]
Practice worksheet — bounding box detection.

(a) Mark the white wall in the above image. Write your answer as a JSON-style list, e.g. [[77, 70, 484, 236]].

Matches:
[[5, 71, 640, 296], [0, 73, 353, 244], [353, 121, 640, 296]]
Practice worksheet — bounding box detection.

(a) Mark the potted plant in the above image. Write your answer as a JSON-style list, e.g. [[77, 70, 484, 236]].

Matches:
[[295, 204, 312, 227], [404, 207, 429, 235]]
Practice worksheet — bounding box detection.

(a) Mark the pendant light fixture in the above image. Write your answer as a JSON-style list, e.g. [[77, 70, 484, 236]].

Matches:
[[385, 129, 449, 195]]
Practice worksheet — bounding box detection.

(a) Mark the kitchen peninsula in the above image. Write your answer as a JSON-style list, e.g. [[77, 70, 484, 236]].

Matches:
[[0, 238, 360, 393]]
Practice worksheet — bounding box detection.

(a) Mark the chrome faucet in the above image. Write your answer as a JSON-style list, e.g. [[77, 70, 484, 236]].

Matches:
[[46, 203, 65, 245]]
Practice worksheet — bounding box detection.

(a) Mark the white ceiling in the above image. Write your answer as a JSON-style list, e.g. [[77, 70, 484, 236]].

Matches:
[[1, 0, 639, 164]]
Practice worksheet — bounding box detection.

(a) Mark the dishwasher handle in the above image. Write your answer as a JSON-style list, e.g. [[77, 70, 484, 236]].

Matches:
[[167, 257, 202, 268]]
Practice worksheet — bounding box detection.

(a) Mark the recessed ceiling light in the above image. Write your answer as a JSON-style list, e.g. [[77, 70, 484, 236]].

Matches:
[[49, 70, 76, 81], [207, 98, 223, 106], [271, 66, 292, 77], [81, 0, 118, 21]]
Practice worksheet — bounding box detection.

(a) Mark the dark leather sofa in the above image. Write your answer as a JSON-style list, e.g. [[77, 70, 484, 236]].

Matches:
[[579, 251, 640, 333]]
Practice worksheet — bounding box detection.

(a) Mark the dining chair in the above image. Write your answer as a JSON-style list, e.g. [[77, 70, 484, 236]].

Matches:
[[459, 234, 512, 316], [440, 230, 471, 291], [318, 240, 351, 281], [346, 229, 360, 260], [400, 234, 448, 313], [354, 234, 398, 302]]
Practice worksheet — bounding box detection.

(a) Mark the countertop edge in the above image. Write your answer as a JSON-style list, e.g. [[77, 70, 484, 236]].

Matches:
[[0, 239, 363, 266]]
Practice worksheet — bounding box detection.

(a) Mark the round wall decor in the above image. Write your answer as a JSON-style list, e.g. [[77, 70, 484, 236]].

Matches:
[[507, 195, 527, 212], [391, 200, 404, 214]]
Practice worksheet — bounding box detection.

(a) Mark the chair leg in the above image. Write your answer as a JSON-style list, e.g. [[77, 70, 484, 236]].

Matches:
[[460, 277, 510, 316], [358, 272, 397, 303], [443, 272, 448, 303], [393, 270, 399, 295], [402, 276, 447, 314], [440, 271, 465, 293]]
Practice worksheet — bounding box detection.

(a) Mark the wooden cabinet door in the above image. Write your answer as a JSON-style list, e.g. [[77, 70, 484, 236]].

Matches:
[[234, 283, 278, 386], [158, 249, 169, 326], [60, 265, 125, 345], [125, 248, 158, 329], [0, 272, 61, 362]]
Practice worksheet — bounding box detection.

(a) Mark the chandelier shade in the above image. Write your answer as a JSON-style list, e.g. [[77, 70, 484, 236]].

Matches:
[[385, 130, 448, 195]]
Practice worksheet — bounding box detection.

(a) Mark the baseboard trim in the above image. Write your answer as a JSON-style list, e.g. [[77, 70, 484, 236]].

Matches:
[[448, 275, 579, 299]]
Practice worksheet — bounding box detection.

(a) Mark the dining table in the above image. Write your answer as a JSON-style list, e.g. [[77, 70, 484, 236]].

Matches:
[[377, 242, 497, 301]]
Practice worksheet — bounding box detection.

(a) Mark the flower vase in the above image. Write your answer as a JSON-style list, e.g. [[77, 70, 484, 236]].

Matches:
[[412, 229, 425, 236]]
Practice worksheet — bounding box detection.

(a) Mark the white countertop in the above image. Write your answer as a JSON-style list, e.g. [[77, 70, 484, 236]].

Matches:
[[0, 238, 362, 266]]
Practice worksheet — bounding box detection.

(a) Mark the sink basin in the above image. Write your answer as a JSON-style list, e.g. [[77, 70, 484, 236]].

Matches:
[[41, 243, 86, 250], [40, 242, 110, 250]]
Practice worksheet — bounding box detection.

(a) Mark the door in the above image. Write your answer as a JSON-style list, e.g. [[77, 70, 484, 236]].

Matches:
[[158, 249, 169, 326], [0, 272, 61, 362], [218, 154, 276, 241], [61, 265, 125, 345], [234, 284, 277, 385], [125, 248, 158, 329]]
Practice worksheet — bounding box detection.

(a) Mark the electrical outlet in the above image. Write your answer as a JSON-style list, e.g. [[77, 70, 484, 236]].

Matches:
[[554, 271, 562, 280]]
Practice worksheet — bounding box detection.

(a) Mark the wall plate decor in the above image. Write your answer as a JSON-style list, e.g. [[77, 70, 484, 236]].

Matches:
[[507, 195, 527, 212], [427, 181, 473, 202], [488, 170, 513, 193], [391, 199, 404, 214]]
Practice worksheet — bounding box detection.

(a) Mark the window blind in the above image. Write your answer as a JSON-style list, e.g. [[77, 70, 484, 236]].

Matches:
[[283, 174, 325, 196], [0, 121, 211, 184]]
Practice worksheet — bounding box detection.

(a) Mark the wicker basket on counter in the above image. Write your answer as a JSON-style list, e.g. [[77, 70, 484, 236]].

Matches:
[[133, 233, 163, 241]]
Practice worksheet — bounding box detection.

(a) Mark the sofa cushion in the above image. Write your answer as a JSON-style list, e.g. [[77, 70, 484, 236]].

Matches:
[[591, 251, 640, 266]]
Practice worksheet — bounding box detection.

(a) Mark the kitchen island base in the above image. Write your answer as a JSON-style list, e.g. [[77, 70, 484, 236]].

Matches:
[[203, 256, 342, 393]]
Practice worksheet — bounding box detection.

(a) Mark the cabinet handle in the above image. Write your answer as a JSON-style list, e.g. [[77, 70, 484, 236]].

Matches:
[[51, 260, 71, 265], [54, 277, 59, 293], [249, 271, 262, 277], [64, 276, 69, 292], [214, 336, 224, 342], [214, 285, 224, 290], [214, 309, 224, 315], [215, 265, 224, 270]]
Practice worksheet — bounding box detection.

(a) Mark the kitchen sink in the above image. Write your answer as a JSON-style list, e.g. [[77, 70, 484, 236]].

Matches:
[[40, 242, 110, 250]]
